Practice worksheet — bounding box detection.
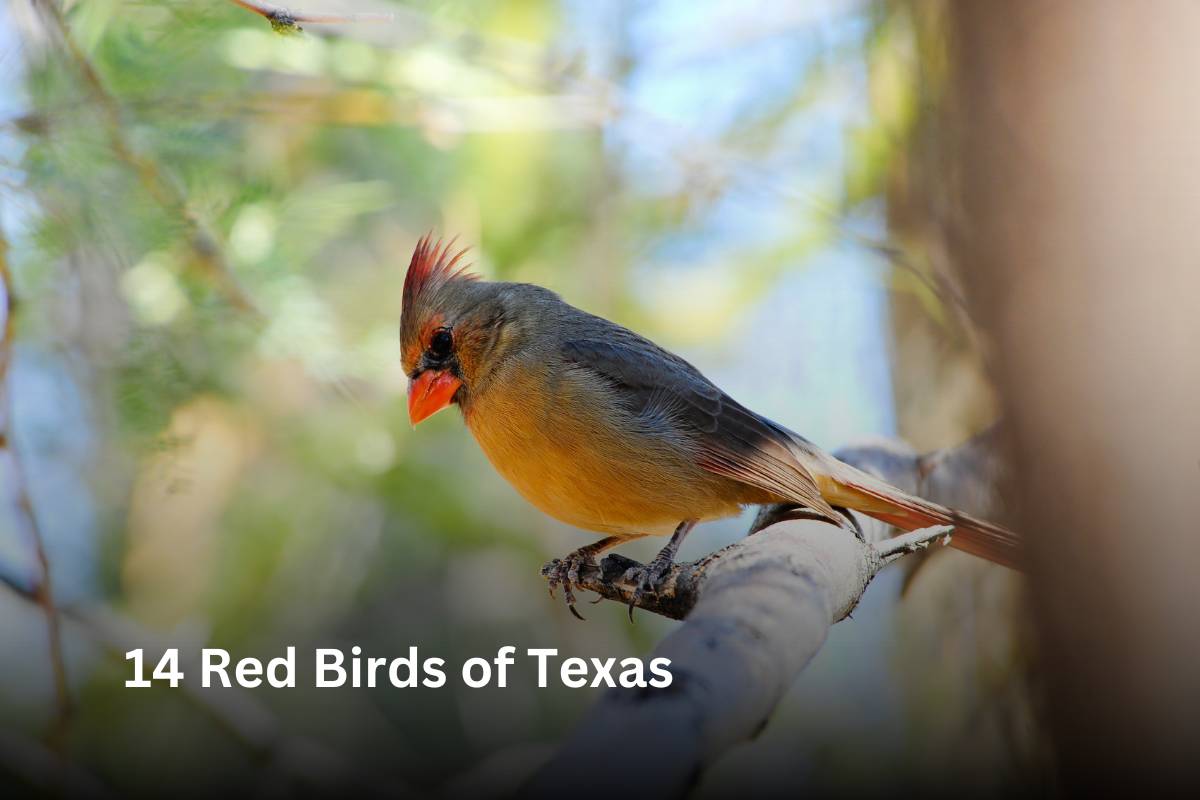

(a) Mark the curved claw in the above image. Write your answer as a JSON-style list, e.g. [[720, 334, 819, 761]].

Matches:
[[540, 536, 626, 619], [541, 550, 599, 621], [623, 561, 669, 623]]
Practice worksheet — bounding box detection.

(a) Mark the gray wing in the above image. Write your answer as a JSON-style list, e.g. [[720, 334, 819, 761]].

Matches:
[[559, 333, 841, 523]]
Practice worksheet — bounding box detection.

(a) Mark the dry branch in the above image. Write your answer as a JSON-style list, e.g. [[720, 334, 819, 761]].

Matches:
[[526, 432, 1005, 797], [0, 215, 72, 744]]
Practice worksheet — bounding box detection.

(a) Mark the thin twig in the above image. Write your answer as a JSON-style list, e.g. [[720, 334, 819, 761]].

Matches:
[[0, 211, 72, 744], [874, 524, 954, 560], [31, 0, 262, 318], [229, 0, 394, 34]]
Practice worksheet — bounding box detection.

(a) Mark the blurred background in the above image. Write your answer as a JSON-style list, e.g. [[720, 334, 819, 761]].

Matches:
[[0, 1, 1066, 797]]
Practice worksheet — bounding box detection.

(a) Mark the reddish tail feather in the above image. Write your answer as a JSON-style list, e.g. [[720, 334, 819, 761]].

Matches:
[[825, 465, 1023, 570]]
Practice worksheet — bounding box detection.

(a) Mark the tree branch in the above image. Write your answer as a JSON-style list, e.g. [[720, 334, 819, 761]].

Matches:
[[525, 432, 1004, 797], [0, 213, 72, 745], [31, 0, 262, 318]]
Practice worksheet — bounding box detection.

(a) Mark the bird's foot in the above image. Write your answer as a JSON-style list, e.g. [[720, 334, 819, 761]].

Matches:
[[623, 549, 676, 623], [621, 520, 695, 622], [541, 555, 587, 620], [541, 537, 621, 621]]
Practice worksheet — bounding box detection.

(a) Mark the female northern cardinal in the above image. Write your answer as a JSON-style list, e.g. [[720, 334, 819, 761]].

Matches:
[[400, 235, 1020, 616]]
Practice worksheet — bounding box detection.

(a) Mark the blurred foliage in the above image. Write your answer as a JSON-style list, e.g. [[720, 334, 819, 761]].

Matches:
[[0, 1, 1033, 796]]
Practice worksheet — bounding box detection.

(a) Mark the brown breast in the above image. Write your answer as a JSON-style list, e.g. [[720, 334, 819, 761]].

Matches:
[[462, 367, 748, 538]]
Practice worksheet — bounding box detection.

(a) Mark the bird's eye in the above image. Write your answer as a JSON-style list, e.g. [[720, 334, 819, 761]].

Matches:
[[428, 328, 453, 358]]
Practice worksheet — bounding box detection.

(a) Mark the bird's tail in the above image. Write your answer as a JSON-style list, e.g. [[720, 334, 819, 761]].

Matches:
[[819, 461, 1023, 570]]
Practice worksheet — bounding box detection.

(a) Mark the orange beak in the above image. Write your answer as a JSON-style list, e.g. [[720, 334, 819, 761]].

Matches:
[[408, 370, 463, 426]]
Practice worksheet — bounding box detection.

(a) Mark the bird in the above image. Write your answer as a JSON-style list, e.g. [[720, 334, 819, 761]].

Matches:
[[400, 235, 1021, 618]]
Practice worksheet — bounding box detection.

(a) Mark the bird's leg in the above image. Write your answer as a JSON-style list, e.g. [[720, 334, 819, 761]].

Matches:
[[541, 536, 624, 620], [625, 520, 696, 621]]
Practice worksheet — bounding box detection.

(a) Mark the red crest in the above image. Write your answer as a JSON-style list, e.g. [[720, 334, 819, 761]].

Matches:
[[402, 233, 476, 311]]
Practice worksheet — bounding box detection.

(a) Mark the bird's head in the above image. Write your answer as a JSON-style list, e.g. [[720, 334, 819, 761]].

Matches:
[[400, 234, 507, 425]]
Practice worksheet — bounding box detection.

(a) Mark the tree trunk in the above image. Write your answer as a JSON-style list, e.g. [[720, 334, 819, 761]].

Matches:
[[943, 2, 1200, 792]]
